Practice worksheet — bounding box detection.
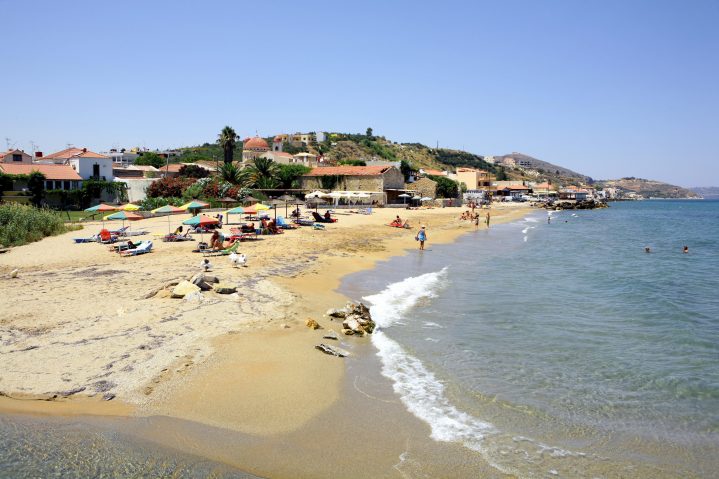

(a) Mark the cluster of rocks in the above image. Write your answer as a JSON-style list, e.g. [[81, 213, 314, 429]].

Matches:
[[541, 200, 608, 210], [326, 302, 376, 336], [146, 273, 238, 300]]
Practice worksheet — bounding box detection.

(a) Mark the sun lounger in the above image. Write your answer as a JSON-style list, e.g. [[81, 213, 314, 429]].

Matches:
[[123, 230, 149, 237], [313, 223, 326, 230], [311, 212, 337, 223], [162, 232, 195, 242], [119, 240, 153, 256], [73, 237, 97, 243], [202, 240, 241, 256], [294, 218, 314, 226], [98, 229, 118, 244], [109, 226, 129, 236], [276, 216, 298, 229]]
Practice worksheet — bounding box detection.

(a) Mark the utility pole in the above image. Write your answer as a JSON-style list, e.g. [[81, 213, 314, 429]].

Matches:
[[5, 138, 11, 150]]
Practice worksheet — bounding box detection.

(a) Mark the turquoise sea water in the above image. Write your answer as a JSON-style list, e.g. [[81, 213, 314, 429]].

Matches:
[[342, 200, 719, 477]]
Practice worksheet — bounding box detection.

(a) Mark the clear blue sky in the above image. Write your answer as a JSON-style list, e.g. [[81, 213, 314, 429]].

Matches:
[[2, 0, 717, 186]]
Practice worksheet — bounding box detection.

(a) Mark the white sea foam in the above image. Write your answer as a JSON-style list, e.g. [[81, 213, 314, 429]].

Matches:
[[363, 268, 587, 477], [363, 268, 498, 453], [524, 217, 539, 223], [422, 321, 443, 329]]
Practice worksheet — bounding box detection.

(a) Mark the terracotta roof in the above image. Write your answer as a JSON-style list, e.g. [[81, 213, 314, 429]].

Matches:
[[244, 137, 270, 150], [42, 147, 109, 159], [423, 169, 445, 175], [305, 166, 392, 177], [502, 184, 529, 190], [271, 152, 294, 158], [533, 183, 552, 189], [1, 149, 30, 157], [0, 164, 82, 180], [162, 164, 184, 172]]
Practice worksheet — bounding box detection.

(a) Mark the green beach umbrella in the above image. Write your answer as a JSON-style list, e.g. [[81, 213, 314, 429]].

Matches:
[[226, 206, 245, 225], [180, 200, 209, 215], [152, 205, 185, 233], [183, 214, 219, 243], [84, 203, 117, 228], [103, 210, 143, 230]]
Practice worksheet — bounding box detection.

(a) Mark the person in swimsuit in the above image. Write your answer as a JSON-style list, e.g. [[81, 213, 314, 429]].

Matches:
[[416, 225, 427, 250]]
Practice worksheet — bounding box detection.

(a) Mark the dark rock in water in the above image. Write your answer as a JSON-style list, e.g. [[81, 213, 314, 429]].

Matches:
[[103, 393, 116, 401], [315, 343, 349, 357], [322, 330, 339, 340]]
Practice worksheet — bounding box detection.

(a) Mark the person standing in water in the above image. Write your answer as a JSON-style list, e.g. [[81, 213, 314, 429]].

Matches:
[[416, 225, 427, 250], [485, 210, 491, 228]]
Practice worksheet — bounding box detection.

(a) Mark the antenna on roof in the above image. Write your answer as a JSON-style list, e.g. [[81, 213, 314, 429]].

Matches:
[[5, 138, 11, 150], [29, 140, 37, 158]]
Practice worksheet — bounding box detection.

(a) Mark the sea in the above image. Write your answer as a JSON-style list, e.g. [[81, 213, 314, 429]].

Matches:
[[341, 200, 719, 478], [0, 200, 717, 478]]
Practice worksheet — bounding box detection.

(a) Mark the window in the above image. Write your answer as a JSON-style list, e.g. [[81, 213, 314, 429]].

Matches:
[[12, 154, 22, 162], [93, 163, 100, 177]]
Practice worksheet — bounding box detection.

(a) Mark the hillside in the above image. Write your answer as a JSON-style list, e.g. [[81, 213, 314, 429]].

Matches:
[[690, 187, 719, 199], [495, 152, 591, 181], [597, 178, 701, 199]]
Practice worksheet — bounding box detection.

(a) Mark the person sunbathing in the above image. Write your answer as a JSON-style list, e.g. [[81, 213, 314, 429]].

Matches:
[[241, 222, 256, 233], [324, 210, 332, 221], [267, 219, 280, 234], [209, 231, 223, 250], [390, 215, 403, 226]]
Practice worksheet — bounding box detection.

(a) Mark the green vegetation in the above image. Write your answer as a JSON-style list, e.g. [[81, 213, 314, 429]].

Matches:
[[400, 160, 413, 181], [338, 159, 366, 166], [0, 204, 76, 247], [428, 175, 459, 198], [135, 152, 165, 169], [433, 149, 496, 173], [282, 142, 309, 155], [218, 126, 240, 164], [277, 164, 311, 189], [246, 157, 281, 189], [178, 164, 209, 179]]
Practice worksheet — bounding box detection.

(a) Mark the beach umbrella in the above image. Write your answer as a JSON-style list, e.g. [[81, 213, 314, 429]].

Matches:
[[278, 194, 297, 216], [306, 190, 329, 199], [103, 210, 143, 230], [180, 200, 209, 215], [152, 204, 184, 233], [119, 203, 140, 211], [84, 203, 117, 228], [398, 193, 411, 204], [182, 214, 219, 243], [269, 199, 285, 220], [226, 205, 245, 225], [241, 195, 260, 205], [421, 197, 433, 202], [306, 196, 324, 212]]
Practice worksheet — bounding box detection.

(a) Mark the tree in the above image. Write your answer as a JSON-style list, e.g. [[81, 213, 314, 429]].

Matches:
[[27, 171, 46, 206], [178, 164, 209, 179], [400, 160, 412, 181], [135, 152, 165, 169], [496, 167, 509, 181], [366, 127, 373, 138], [338, 159, 366, 166], [219, 163, 250, 185], [146, 177, 197, 198], [277, 164, 311, 189], [246, 157, 280, 188], [428, 175, 459, 198], [218, 126, 239, 164]]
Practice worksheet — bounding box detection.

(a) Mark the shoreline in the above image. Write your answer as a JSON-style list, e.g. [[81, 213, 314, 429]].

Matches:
[[0, 203, 533, 476]]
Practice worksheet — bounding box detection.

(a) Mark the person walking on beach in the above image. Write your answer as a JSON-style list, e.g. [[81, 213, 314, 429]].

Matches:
[[485, 211, 491, 228], [416, 225, 427, 250]]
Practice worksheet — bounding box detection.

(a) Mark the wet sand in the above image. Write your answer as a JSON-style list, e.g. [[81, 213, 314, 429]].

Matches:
[[0, 203, 531, 477]]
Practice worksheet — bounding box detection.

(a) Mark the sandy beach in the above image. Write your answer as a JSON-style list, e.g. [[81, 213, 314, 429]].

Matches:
[[0, 203, 531, 473]]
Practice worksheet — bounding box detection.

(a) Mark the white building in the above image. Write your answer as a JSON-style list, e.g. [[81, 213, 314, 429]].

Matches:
[[41, 147, 114, 181]]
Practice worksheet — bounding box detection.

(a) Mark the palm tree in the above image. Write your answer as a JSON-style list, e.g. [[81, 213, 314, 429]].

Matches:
[[218, 126, 239, 164], [219, 162, 252, 186], [246, 157, 280, 189]]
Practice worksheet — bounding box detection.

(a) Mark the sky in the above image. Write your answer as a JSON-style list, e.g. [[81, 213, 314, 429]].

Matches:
[[1, 0, 717, 187]]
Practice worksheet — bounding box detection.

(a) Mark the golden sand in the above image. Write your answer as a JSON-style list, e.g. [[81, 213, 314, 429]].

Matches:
[[0, 203, 531, 434]]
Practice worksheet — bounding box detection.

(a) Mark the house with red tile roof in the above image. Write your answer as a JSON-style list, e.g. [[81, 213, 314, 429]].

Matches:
[[41, 147, 114, 181], [0, 163, 83, 192], [300, 165, 405, 201], [1, 149, 33, 164]]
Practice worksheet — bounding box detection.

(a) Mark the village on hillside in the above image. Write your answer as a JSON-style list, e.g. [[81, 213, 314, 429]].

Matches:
[[0, 130, 691, 210]]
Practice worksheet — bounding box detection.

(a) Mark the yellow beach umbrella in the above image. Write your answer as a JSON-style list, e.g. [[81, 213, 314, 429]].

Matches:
[[119, 203, 140, 211], [253, 203, 270, 211]]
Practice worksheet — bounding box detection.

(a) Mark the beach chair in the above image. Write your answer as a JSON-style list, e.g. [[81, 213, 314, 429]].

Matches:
[[276, 216, 298, 229], [313, 223, 325, 230], [120, 240, 153, 256], [312, 212, 338, 223], [294, 218, 314, 226], [202, 240, 241, 257], [98, 229, 117, 244], [109, 226, 129, 236]]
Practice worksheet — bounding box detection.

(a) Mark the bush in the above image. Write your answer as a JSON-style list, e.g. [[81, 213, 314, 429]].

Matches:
[[137, 196, 184, 211], [146, 177, 197, 198], [178, 164, 209, 179], [0, 204, 71, 247], [135, 152, 166, 169], [428, 175, 459, 198]]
